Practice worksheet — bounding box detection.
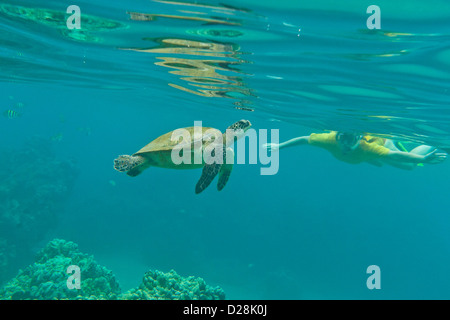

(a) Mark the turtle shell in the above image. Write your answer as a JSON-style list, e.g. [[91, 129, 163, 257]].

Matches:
[[134, 126, 223, 155]]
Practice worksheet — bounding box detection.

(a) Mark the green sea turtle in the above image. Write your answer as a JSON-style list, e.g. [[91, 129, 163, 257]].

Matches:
[[114, 120, 252, 194]]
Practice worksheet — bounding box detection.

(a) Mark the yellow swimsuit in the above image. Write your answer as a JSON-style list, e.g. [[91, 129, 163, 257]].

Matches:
[[308, 131, 390, 164]]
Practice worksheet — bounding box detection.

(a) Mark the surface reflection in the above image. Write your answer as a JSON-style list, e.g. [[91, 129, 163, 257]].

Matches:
[[121, 37, 255, 108], [124, 1, 256, 110], [0, 3, 126, 43]]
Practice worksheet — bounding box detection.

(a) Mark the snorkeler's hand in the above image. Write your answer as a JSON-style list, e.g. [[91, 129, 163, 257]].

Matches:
[[263, 143, 280, 151], [423, 149, 447, 164]]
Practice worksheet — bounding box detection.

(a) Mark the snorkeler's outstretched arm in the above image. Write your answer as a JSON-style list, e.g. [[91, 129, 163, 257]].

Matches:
[[263, 135, 310, 151], [386, 149, 447, 164]]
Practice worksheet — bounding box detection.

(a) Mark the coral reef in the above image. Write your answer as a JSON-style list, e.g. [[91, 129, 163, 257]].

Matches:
[[0, 239, 120, 300], [0, 138, 77, 285], [121, 269, 226, 300], [0, 239, 226, 300]]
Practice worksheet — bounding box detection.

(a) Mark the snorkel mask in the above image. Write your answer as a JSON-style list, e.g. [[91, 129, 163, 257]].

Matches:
[[336, 132, 363, 154]]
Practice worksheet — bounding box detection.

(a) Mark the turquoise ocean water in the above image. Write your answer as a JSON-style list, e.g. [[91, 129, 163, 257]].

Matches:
[[1, 0, 450, 299]]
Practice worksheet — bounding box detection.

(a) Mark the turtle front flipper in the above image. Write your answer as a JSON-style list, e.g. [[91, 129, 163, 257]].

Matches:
[[195, 162, 222, 194], [195, 145, 230, 194], [114, 155, 147, 177]]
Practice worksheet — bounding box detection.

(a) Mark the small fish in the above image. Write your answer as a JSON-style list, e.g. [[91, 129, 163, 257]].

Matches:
[[234, 106, 254, 112], [14, 102, 25, 109], [51, 133, 64, 142], [108, 180, 116, 187], [78, 126, 92, 136], [3, 110, 21, 119]]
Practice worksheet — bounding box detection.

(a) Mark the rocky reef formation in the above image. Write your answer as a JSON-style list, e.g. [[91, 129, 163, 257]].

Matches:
[[0, 239, 225, 300], [122, 269, 225, 300], [0, 239, 120, 300], [0, 138, 78, 285]]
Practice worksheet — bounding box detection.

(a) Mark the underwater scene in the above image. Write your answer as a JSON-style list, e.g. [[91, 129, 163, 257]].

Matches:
[[1, 0, 450, 301]]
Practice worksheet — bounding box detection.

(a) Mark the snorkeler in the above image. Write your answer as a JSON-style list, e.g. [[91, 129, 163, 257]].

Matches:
[[264, 131, 447, 170]]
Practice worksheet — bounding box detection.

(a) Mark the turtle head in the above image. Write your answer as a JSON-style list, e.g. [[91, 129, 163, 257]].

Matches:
[[224, 120, 252, 145], [228, 119, 252, 133]]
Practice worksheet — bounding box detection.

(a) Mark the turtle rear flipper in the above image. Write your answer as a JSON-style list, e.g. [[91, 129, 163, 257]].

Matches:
[[127, 163, 150, 177]]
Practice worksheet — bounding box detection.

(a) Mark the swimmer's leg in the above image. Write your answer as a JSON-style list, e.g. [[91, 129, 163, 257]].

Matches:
[[382, 140, 415, 170], [384, 141, 434, 169], [409, 145, 435, 156], [382, 140, 438, 170], [383, 140, 414, 169]]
